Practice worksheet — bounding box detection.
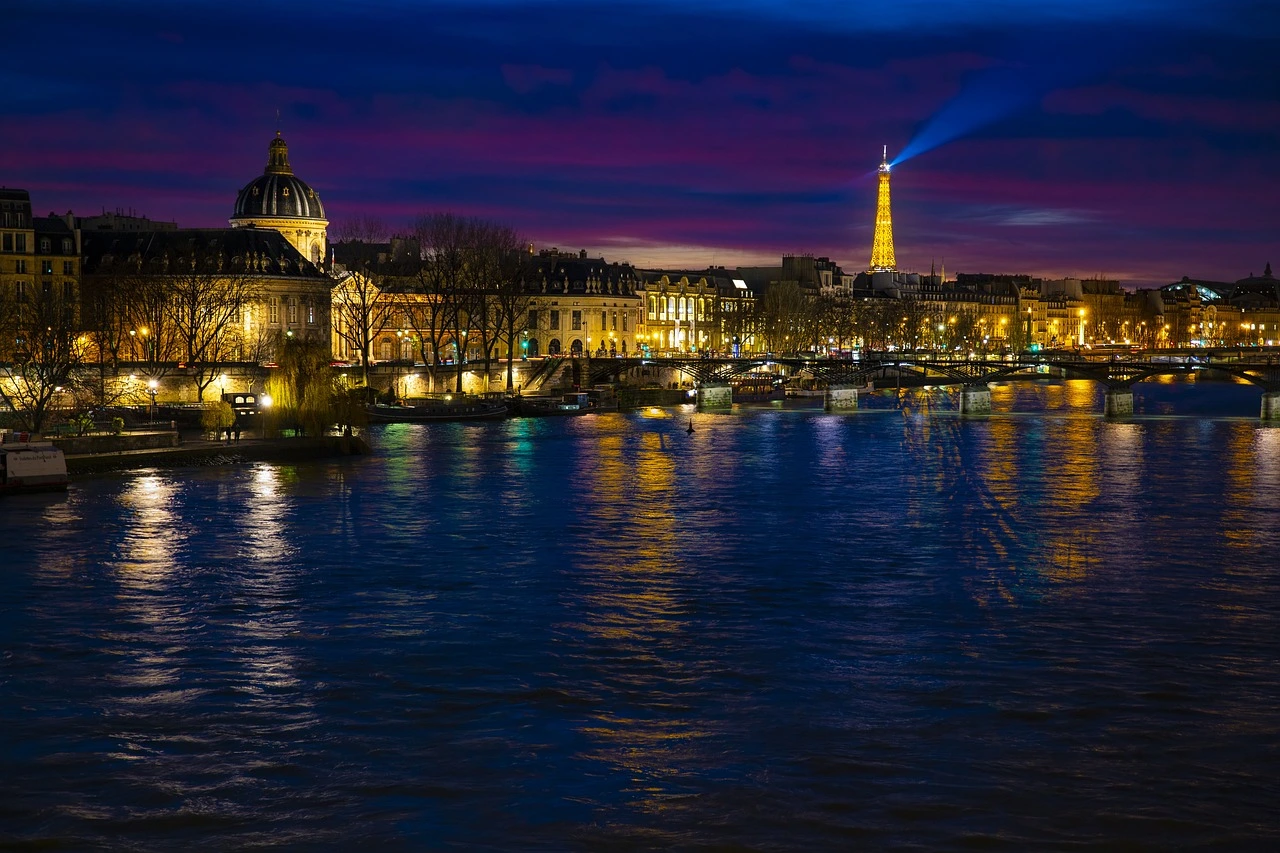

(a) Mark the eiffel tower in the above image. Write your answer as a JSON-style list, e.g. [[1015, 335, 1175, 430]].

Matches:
[[868, 145, 896, 272]]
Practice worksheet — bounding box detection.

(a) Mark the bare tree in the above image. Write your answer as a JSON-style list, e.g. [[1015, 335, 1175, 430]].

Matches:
[[164, 251, 261, 401], [126, 259, 180, 377], [78, 259, 138, 406], [413, 213, 475, 393], [332, 219, 396, 387], [465, 220, 523, 391], [0, 282, 84, 433], [754, 281, 810, 353], [489, 235, 532, 392]]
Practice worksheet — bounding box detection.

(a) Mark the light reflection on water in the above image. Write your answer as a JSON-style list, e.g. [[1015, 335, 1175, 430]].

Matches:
[[2, 382, 1280, 850]]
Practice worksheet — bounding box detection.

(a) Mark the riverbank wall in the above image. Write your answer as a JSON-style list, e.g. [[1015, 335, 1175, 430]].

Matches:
[[66, 435, 370, 476]]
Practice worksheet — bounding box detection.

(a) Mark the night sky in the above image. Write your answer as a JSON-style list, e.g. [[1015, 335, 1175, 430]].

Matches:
[[5, 0, 1277, 284]]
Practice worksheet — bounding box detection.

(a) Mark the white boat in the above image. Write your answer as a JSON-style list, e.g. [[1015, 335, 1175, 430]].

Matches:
[[0, 435, 69, 494]]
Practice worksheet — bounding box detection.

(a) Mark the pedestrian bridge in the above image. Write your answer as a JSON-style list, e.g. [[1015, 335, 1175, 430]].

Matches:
[[586, 350, 1280, 419]]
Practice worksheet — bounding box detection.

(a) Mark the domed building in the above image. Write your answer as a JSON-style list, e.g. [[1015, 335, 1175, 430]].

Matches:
[[230, 133, 328, 265]]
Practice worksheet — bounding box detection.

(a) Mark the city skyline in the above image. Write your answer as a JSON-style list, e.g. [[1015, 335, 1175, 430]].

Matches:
[[4, 0, 1277, 284]]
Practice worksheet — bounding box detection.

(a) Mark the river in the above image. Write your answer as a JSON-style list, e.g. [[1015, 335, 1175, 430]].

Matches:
[[2, 380, 1278, 850]]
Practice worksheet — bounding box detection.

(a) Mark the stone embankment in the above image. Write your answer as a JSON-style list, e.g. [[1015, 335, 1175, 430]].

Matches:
[[63, 433, 369, 476]]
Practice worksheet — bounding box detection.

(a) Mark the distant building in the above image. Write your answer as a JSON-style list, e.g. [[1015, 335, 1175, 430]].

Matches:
[[1, 189, 80, 311], [780, 255, 854, 298], [1, 189, 37, 306], [78, 210, 178, 232]]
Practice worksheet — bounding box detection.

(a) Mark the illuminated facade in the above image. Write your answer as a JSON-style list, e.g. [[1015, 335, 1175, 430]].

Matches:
[[80, 228, 333, 363], [868, 146, 896, 272], [640, 271, 756, 355], [1, 191, 80, 314], [525, 251, 642, 358], [230, 133, 329, 265]]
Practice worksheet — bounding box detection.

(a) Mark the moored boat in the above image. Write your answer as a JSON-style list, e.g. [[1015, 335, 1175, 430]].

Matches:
[[365, 399, 508, 423], [509, 392, 602, 417], [0, 435, 70, 494]]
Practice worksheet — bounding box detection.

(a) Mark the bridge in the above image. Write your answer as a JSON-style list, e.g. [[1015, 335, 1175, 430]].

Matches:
[[584, 349, 1280, 419]]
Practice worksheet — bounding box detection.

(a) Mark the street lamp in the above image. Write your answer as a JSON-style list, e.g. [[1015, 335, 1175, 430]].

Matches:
[[147, 379, 157, 423]]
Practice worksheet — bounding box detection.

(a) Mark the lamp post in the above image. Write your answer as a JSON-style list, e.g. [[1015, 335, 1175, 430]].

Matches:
[[147, 379, 157, 424]]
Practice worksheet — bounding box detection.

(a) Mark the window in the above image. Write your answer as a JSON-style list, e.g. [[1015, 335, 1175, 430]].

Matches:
[[600, 310, 606, 329], [611, 311, 617, 331], [622, 312, 628, 332], [15, 234, 25, 252], [15, 281, 26, 302], [63, 261, 74, 275], [15, 259, 26, 273], [380, 340, 392, 361], [288, 297, 297, 323], [269, 297, 279, 324], [307, 303, 315, 325], [39, 238, 50, 253], [62, 238, 72, 254], [41, 260, 53, 275], [667, 296, 675, 318], [550, 310, 560, 330], [63, 281, 73, 300], [571, 310, 582, 330], [2, 234, 10, 252], [527, 308, 538, 329]]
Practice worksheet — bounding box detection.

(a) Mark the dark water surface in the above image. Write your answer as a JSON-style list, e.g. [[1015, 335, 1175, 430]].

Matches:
[[3, 381, 1279, 850]]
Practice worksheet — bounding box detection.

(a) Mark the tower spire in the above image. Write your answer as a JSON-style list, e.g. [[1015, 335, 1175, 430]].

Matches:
[[868, 146, 896, 272], [265, 133, 292, 175]]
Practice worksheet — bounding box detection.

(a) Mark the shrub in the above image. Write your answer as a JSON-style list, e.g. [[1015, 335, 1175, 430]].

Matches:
[[200, 401, 235, 435]]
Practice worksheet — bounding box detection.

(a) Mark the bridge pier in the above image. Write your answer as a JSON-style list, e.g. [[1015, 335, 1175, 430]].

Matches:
[[696, 382, 732, 411], [958, 384, 992, 416], [824, 385, 859, 412], [1262, 391, 1280, 421], [1104, 388, 1135, 417]]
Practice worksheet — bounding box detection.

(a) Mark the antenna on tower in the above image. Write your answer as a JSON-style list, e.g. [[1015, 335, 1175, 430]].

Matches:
[[883, 144, 887, 164]]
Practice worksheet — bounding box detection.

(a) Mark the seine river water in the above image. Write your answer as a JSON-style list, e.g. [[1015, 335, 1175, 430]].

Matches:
[[3, 380, 1279, 850]]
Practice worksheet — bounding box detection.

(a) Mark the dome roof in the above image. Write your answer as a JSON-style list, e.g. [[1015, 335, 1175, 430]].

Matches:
[[232, 134, 326, 222]]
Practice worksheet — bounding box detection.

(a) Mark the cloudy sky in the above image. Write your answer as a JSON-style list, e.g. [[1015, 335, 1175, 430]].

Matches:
[[4, 0, 1277, 284]]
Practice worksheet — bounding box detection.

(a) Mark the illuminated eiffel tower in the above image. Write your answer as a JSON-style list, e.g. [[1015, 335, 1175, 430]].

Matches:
[[868, 145, 896, 272]]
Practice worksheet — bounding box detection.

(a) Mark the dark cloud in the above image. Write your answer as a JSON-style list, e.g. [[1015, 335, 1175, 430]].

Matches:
[[3, 0, 1277, 284]]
